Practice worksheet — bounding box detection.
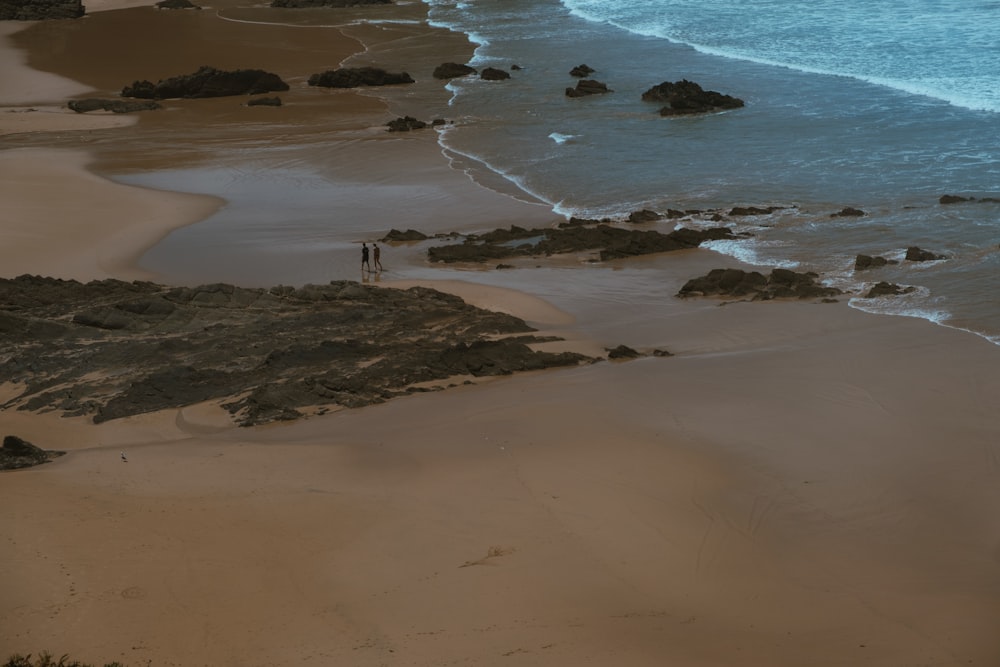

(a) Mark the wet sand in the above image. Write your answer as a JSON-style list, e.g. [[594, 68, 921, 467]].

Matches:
[[2, 2, 1000, 666]]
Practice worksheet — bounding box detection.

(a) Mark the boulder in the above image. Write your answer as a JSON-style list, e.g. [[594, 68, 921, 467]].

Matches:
[[569, 64, 595, 77], [905, 246, 946, 261], [382, 228, 428, 242], [433, 62, 476, 79], [854, 254, 895, 270], [939, 194, 970, 205], [628, 209, 662, 224], [729, 205, 782, 216], [566, 79, 611, 97], [122, 66, 289, 99], [480, 67, 511, 81], [832, 206, 865, 217], [865, 281, 916, 298], [386, 116, 427, 132], [0, 435, 64, 470], [308, 67, 414, 88], [642, 79, 744, 116]]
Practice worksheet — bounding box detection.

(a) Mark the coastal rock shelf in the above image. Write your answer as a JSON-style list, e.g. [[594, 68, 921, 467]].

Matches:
[[0, 277, 601, 426]]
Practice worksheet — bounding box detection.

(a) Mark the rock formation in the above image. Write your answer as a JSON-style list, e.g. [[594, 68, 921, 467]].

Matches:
[[566, 79, 611, 97], [426, 223, 736, 263], [433, 62, 476, 79], [122, 66, 289, 99], [677, 268, 841, 301], [480, 67, 511, 81], [68, 99, 162, 113], [0, 435, 64, 470], [905, 246, 946, 261], [0, 276, 604, 426], [642, 79, 744, 116], [308, 67, 414, 88], [0, 0, 83, 20]]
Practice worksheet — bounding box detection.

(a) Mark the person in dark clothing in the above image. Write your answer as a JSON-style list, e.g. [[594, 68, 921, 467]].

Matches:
[[361, 242, 371, 272]]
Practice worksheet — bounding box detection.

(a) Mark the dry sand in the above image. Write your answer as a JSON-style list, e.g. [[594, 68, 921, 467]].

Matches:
[[2, 2, 1000, 666]]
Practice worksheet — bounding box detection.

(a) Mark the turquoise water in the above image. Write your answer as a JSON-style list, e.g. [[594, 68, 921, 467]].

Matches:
[[424, 0, 1000, 341]]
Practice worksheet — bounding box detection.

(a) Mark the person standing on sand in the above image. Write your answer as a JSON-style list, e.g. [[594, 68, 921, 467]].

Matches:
[[361, 242, 371, 273], [373, 243, 383, 272], [121, 451, 127, 463]]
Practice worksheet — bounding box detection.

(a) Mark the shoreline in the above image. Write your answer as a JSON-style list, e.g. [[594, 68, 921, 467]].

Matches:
[[2, 3, 1000, 666]]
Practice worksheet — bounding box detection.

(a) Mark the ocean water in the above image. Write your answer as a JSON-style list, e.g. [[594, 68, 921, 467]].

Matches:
[[424, 0, 1000, 342]]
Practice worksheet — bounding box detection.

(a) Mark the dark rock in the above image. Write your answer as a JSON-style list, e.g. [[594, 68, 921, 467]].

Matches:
[[832, 206, 865, 217], [642, 79, 744, 116], [270, 0, 390, 6], [122, 66, 289, 99], [0, 277, 602, 426], [386, 116, 427, 132], [308, 67, 413, 88], [382, 228, 428, 242], [155, 0, 200, 8], [607, 344, 640, 360], [246, 96, 282, 107], [628, 209, 662, 224], [905, 246, 946, 261], [0, 435, 64, 470], [68, 98, 162, 113], [566, 79, 611, 97], [0, 0, 83, 19], [729, 205, 782, 216], [865, 281, 916, 298], [480, 67, 511, 81], [678, 268, 841, 300], [433, 62, 476, 79], [570, 64, 595, 77], [427, 223, 737, 264], [854, 254, 894, 270], [939, 194, 970, 205]]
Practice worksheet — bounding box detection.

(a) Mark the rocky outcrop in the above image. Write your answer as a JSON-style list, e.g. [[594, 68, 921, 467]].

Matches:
[[433, 62, 476, 79], [832, 206, 865, 217], [427, 223, 737, 263], [854, 254, 898, 270], [381, 228, 428, 242], [939, 194, 1000, 205], [0, 0, 83, 20], [308, 67, 414, 88], [68, 98, 162, 113], [566, 79, 611, 97], [122, 66, 289, 99], [480, 67, 511, 81], [0, 435, 64, 470], [728, 205, 783, 216], [864, 281, 916, 298], [0, 276, 608, 426], [628, 209, 662, 224], [905, 246, 946, 261], [677, 268, 841, 301], [570, 64, 595, 77], [642, 79, 744, 116], [270, 0, 390, 7], [386, 116, 427, 132]]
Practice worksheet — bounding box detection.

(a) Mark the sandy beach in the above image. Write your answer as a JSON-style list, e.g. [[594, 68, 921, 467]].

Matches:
[[2, 2, 1000, 666]]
